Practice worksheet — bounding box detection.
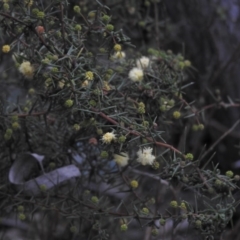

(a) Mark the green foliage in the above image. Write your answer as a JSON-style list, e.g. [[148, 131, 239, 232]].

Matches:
[[0, 0, 238, 239]]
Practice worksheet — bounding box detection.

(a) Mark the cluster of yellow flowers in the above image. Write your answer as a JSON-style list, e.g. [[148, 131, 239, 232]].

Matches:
[[18, 61, 34, 79], [2, 44, 10, 53], [101, 132, 116, 144], [111, 44, 126, 60], [113, 152, 129, 167], [101, 130, 156, 167], [136, 147, 155, 165]]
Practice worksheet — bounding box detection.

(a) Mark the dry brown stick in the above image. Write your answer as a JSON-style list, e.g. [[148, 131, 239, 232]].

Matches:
[[97, 110, 183, 155]]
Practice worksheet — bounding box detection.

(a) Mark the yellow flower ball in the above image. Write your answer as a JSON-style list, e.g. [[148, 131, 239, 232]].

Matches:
[[2, 45, 10, 53], [114, 44, 122, 52], [130, 180, 138, 188], [102, 132, 116, 144], [18, 61, 34, 79], [173, 111, 181, 119], [170, 200, 178, 208], [85, 71, 94, 80]]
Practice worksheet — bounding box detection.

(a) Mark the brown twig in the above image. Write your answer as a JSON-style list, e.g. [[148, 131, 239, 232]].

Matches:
[[96, 109, 183, 155]]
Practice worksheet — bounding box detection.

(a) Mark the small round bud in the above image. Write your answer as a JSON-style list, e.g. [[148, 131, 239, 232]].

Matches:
[[214, 179, 222, 187], [73, 5, 81, 13], [56, 31, 61, 37], [208, 187, 215, 194], [185, 153, 194, 161], [64, 99, 73, 108], [173, 111, 181, 119], [104, 73, 111, 81], [41, 58, 51, 64], [86, 52, 93, 57], [32, 8, 39, 15], [96, 128, 103, 135], [137, 107, 145, 114], [168, 99, 175, 107], [179, 202, 187, 210], [159, 105, 167, 112], [120, 223, 128, 231], [141, 207, 149, 215], [142, 121, 149, 128], [17, 205, 24, 212], [147, 198, 155, 205], [49, 162, 56, 169], [106, 69, 114, 75], [234, 175, 240, 181], [99, 48, 106, 53], [184, 60, 191, 67], [170, 200, 178, 208], [28, 88, 35, 95], [51, 55, 58, 61], [178, 61, 185, 69], [182, 176, 189, 183], [130, 180, 138, 188], [102, 14, 111, 23], [37, 11, 45, 19], [159, 218, 166, 226], [198, 124, 204, 130], [151, 228, 158, 236], [12, 122, 20, 130], [89, 99, 97, 107], [6, 128, 13, 135], [74, 24, 82, 31], [18, 213, 26, 221], [195, 220, 202, 228], [144, 1, 150, 7], [114, 44, 122, 52], [88, 11, 96, 19], [73, 124, 80, 131], [225, 170, 234, 178], [25, 0, 33, 6], [51, 67, 58, 73], [152, 161, 160, 169], [192, 124, 199, 131], [91, 196, 99, 204], [105, 24, 114, 31], [100, 151, 109, 158], [3, 3, 9, 11], [138, 21, 145, 27], [118, 135, 126, 143], [4, 133, 11, 140]]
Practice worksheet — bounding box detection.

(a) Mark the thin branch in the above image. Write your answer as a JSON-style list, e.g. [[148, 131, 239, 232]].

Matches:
[[201, 119, 240, 161]]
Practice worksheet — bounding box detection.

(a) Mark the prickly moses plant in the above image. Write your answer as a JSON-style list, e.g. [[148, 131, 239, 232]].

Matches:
[[0, 0, 239, 239]]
